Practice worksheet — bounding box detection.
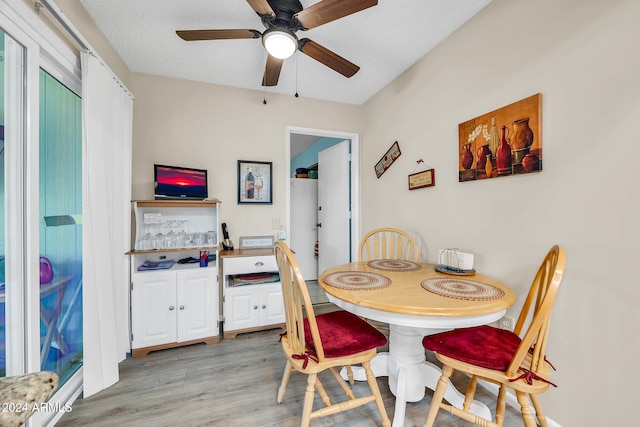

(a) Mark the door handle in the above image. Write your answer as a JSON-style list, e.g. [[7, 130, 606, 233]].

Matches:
[[316, 223, 322, 227], [179, 305, 185, 310], [255, 261, 264, 267], [169, 306, 175, 311]]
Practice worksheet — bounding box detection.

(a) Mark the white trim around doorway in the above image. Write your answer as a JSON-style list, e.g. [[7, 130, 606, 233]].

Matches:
[[285, 126, 360, 263]]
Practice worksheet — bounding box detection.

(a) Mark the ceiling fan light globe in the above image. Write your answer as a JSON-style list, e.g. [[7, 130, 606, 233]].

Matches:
[[263, 30, 297, 59]]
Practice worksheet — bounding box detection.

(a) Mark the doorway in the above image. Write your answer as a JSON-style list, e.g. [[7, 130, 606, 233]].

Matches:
[[285, 126, 360, 294]]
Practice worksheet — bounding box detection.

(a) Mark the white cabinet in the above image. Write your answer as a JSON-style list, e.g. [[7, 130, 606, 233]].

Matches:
[[221, 251, 285, 338], [131, 268, 218, 356], [129, 199, 221, 357]]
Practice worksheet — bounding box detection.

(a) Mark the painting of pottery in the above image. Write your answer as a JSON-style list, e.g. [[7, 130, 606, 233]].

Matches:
[[458, 93, 542, 182]]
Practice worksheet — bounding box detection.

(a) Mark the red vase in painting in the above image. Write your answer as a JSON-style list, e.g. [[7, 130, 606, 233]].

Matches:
[[522, 153, 539, 172], [477, 145, 491, 170], [496, 126, 512, 175], [461, 143, 474, 170]]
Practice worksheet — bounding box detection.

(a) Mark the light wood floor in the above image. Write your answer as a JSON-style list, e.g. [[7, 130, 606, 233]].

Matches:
[[306, 280, 329, 305], [57, 305, 524, 426]]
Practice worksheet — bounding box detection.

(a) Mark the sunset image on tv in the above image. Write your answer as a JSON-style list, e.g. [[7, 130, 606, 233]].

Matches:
[[155, 166, 207, 198]]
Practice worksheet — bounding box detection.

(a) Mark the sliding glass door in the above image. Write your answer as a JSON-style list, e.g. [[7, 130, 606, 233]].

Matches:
[[1, 0, 83, 399], [39, 69, 82, 384]]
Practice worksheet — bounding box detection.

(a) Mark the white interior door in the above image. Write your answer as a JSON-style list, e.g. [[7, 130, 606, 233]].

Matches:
[[289, 179, 318, 279], [317, 140, 351, 274]]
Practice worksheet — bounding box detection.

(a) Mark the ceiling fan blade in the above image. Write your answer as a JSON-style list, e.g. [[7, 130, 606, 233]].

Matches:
[[176, 29, 261, 41], [246, 0, 275, 18], [294, 0, 377, 30], [262, 55, 284, 86], [299, 39, 359, 78]]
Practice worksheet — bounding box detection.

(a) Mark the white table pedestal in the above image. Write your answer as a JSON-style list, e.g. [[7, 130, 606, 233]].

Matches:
[[343, 323, 492, 427], [330, 295, 505, 427]]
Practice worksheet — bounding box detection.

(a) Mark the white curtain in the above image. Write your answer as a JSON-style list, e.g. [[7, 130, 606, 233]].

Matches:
[[81, 51, 133, 397]]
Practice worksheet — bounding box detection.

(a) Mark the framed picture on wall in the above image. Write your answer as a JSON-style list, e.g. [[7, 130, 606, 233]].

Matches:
[[458, 93, 542, 182], [238, 160, 272, 204]]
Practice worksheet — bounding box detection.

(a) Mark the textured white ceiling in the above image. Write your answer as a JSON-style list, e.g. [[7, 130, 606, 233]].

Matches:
[[79, 0, 491, 105]]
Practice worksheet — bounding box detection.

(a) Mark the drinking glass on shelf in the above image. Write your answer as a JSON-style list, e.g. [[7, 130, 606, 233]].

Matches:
[[177, 220, 187, 247], [164, 220, 176, 248], [154, 235, 165, 250], [138, 235, 152, 250], [205, 231, 217, 247], [138, 223, 154, 250], [153, 222, 168, 249]]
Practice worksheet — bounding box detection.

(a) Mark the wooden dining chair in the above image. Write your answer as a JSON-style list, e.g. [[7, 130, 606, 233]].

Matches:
[[274, 241, 391, 427], [359, 227, 419, 262], [422, 245, 566, 427]]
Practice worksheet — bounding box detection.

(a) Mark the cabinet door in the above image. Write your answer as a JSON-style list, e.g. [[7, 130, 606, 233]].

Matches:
[[260, 283, 285, 326], [224, 287, 260, 332], [131, 271, 177, 349], [176, 268, 218, 342]]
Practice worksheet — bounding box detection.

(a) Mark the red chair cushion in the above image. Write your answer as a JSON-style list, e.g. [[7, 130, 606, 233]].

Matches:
[[422, 325, 521, 371], [304, 310, 387, 358]]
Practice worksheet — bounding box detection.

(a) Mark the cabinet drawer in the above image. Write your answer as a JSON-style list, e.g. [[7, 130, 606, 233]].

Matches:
[[223, 255, 278, 275]]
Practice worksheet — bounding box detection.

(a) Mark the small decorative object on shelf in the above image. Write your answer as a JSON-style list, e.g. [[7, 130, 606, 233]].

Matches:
[[138, 260, 175, 271], [239, 235, 275, 249]]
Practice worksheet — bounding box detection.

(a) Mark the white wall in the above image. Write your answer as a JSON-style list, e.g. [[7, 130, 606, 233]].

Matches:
[[360, 0, 639, 425]]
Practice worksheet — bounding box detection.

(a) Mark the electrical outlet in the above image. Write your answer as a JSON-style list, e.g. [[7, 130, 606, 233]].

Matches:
[[500, 315, 515, 331]]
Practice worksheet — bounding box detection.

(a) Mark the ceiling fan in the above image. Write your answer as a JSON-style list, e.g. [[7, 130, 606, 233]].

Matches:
[[176, 0, 378, 87]]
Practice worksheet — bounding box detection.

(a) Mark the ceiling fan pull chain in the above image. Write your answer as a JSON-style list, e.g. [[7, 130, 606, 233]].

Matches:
[[263, 80, 267, 105], [295, 52, 299, 98]]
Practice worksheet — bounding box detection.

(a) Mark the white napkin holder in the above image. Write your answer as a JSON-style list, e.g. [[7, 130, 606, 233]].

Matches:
[[438, 248, 474, 271]]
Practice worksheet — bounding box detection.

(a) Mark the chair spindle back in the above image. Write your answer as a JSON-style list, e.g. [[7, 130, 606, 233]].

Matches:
[[507, 245, 566, 378], [359, 227, 418, 262], [275, 241, 325, 361]]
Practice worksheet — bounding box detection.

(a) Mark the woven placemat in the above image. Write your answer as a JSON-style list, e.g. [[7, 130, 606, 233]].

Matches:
[[421, 277, 505, 301], [367, 259, 422, 272], [323, 271, 391, 291]]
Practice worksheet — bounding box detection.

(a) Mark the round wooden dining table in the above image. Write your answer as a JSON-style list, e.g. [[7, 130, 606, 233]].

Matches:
[[318, 260, 516, 427]]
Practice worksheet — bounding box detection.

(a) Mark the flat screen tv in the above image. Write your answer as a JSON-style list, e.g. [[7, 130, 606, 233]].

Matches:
[[154, 164, 208, 200]]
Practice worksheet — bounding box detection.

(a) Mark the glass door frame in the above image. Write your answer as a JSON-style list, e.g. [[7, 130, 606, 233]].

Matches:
[[1, 0, 83, 424]]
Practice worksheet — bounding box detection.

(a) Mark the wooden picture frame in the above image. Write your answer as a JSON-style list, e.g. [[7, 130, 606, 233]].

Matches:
[[408, 169, 435, 190], [375, 141, 401, 178], [238, 160, 272, 204]]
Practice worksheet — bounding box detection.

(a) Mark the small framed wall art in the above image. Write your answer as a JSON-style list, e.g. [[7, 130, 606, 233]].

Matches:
[[375, 141, 401, 178], [238, 160, 272, 204], [408, 169, 435, 190]]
